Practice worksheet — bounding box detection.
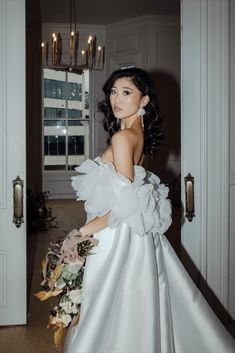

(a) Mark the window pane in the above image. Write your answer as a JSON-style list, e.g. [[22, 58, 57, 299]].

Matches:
[[68, 120, 83, 126], [68, 120, 89, 170], [44, 135, 65, 155], [44, 78, 66, 100], [56, 80, 64, 99], [44, 120, 66, 126], [44, 108, 66, 119], [44, 165, 66, 171], [68, 82, 82, 101], [44, 79, 51, 98], [68, 109, 82, 119], [68, 136, 84, 155], [44, 135, 66, 171]]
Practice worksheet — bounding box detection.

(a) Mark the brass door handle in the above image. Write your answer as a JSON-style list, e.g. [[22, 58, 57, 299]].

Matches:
[[13, 176, 24, 228], [184, 173, 195, 222]]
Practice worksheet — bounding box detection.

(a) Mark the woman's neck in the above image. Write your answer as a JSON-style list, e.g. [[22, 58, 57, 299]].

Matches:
[[120, 115, 141, 130]]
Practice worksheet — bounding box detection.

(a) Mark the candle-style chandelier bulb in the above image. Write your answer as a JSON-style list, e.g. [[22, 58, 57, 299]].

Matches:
[[41, 1, 105, 72]]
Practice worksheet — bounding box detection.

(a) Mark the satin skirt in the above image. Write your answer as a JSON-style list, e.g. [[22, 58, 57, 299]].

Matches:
[[64, 223, 235, 353]]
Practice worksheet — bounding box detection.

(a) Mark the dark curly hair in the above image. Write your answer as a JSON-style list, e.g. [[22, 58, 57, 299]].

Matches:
[[98, 67, 163, 158]]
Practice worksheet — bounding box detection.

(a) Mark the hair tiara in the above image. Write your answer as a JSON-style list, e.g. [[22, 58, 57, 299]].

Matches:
[[120, 65, 136, 70]]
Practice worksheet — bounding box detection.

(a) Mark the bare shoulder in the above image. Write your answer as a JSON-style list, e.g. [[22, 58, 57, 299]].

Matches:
[[111, 129, 137, 148], [111, 130, 136, 181]]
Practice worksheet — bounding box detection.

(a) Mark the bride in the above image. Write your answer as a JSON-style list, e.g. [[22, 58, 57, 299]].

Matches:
[[64, 67, 235, 353]]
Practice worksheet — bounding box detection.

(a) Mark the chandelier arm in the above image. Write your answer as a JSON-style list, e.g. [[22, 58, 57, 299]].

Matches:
[[73, 0, 77, 34], [70, 0, 72, 34]]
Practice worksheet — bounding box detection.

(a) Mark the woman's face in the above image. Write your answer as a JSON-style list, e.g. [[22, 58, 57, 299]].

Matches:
[[109, 77, 147, 120]]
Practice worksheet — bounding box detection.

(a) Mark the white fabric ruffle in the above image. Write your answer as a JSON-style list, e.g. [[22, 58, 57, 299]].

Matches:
[[71, 157, 172, 237]]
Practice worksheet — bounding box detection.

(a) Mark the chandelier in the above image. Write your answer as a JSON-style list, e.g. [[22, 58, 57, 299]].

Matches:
[[41, 0, 105, 73]]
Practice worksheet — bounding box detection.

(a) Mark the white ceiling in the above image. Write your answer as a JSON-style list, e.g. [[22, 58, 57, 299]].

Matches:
[[40, 0, 180, 25]]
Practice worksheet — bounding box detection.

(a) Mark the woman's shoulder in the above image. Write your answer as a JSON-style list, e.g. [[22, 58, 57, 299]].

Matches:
[[111, 128, 140, 147], [111, 130, 137, 161], [111, 128, 133, 140]]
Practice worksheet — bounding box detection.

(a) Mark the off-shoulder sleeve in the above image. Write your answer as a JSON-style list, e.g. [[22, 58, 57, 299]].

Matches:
[[71, 159, 172, 237]]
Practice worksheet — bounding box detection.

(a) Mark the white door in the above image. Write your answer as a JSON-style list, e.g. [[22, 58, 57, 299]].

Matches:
[[0, 0, 26, 324], [181, 0, 230, 311]]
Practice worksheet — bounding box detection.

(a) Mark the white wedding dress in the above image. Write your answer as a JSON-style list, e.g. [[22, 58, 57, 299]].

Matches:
[[64, 156, 235, 353]]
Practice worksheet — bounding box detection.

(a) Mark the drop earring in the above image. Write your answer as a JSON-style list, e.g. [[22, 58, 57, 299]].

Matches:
[[137, 107, 145, 128]]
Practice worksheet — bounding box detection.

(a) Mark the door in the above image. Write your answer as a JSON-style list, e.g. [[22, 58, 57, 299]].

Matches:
[[0, 0, 26, 324], [181, 0, 231, 312]]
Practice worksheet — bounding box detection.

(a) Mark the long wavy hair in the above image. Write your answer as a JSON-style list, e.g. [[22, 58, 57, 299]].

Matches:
[[98, 67, 163, 158]]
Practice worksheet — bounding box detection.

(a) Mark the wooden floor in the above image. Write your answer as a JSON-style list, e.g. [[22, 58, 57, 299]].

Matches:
[[0, 199, 86, 353], [0, 199, 235, 353]]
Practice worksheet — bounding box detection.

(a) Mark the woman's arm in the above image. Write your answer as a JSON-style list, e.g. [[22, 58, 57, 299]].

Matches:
[[79, 131, 135, 236], [79, 212, 110, 236]]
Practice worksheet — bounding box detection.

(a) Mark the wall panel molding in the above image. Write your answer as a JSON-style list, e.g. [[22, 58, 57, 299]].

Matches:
[[201, 0, 230, 307], [113, 33, 138, 53], [109, 53, 142, 72], [229, 181, 235, 317], [229, 0, 235, 318], [0, 251, 7, 306], [216, 0, 230, 305], [0, 0, 7, 209], [198, 0, 208, 283]]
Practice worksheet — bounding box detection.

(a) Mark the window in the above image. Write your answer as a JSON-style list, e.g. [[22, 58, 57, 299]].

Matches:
[[43, 69, 89, 171]]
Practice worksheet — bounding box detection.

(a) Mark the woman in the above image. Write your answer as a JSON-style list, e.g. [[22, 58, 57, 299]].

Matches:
[[64, 67, 235, 353]]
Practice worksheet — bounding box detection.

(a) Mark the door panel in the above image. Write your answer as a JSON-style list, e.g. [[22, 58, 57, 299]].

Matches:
[[0, 0, 26, 325], [181, 0, 231, 313]]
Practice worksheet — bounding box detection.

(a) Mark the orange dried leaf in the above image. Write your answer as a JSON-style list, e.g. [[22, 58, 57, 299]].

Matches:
[[47, 314, 53, 328], [53, 263, 64, 281], [42, 259, 47, 273], [71, 312, 80, 327], [54, 325, 64, 346], [34, 288, 62, 301], [34, 290, 52, 301], [47, 278, 55, 291], [48, 263, 64, 291]]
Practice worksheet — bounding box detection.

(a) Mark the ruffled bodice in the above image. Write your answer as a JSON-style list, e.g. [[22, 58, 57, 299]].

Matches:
[[71, 157, 172, 237]]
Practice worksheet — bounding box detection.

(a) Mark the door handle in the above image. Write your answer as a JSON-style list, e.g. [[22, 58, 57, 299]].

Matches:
[[184, 173, 195, 222], [13, 176, 24, 228]]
